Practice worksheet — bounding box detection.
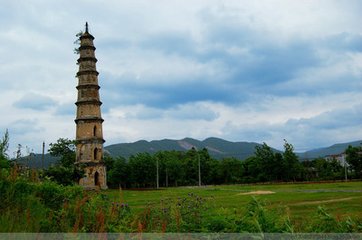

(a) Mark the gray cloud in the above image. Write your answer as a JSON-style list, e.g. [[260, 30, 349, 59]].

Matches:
[[13, 93, 57, 110], [323, 32, 362, 52], [165, 103, 219, 121], [1, 0, 362, 154], [8, 119, 44, 135], [55, 103, 75, 116], [100, 39, 321, 109], [285, 105, 362, 132], [216, 103, 362, 151]]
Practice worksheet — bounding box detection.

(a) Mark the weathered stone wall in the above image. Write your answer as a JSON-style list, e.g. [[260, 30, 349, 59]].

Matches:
[[79, 49, 95, 58], [78, 88, 100, 100], [79, 61, 97, 71], [78, 74, 98, 85], [76, 122, 103, 139], [76, 104, 101, 118], [76, 143, 103, 162]]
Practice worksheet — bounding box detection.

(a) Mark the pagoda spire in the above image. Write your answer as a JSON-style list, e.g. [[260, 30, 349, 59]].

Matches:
[[85, 22, 89, 33]]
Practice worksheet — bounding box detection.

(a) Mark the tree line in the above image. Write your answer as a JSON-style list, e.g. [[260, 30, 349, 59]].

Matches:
[[1, 133, 362, 188], [105, 140, 362, 188]]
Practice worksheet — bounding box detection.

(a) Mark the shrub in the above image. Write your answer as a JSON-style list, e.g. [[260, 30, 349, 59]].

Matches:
[[36, 181, 65, 210], [204, 215, 236, 232]]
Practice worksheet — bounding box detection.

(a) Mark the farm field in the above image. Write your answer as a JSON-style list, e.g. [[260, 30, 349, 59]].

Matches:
[[105, 181, 362, 231]]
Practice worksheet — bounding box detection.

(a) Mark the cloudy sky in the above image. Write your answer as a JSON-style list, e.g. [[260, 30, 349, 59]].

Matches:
[[1, 0, 361, 156]]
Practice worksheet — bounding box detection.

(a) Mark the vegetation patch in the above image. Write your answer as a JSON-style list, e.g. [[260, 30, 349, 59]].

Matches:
[[290, 197, 360, 206], [1, 132, 362, 233]]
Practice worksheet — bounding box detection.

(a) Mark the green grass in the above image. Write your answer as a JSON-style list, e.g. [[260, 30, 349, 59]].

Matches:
[[105, 181, 362, 230], [2, 177, 361, 232]]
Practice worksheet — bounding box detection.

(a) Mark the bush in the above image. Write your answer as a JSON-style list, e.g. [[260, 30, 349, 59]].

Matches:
[[0, 179, 11, 209], [204, 215, 236, 232], [36, 181, 66, 210], [42, 166, 75, 186]]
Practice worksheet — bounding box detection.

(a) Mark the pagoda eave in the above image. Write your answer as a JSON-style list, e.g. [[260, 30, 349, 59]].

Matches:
[[75, 138, 106, 144], [77, 70, 99, 77], [74, 117, 104, 123], [77, 57, 98, 63], [76, 84, 100, 90]]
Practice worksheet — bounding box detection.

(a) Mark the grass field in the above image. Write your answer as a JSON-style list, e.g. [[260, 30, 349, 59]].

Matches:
[[105, 181, 362, 231], [1, 177, 361, 232]]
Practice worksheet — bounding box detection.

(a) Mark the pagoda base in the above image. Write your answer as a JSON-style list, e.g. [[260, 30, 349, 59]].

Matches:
[[78, 165, 108, 190]]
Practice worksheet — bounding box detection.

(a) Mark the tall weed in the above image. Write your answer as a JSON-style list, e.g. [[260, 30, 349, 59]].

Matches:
[[235, 197, 293, 233], [135, 192, 210, 232], [307, 206, 362, 233]]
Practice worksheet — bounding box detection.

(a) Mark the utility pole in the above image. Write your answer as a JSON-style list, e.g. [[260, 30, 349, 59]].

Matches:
[[156, 157, 159, 189], [343, 154, 348, 182], [165, 168, 168, 187], [198, 152, 201, 187], [26, 146, 30, 170], [42, 141, 45, 169]]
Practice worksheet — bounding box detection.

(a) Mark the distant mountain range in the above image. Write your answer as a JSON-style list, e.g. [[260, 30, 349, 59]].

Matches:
[[15, 137, 362, 168], [105, 137, 263, 160], [105, 137, 362, 160], [297, 140, 362, 159]]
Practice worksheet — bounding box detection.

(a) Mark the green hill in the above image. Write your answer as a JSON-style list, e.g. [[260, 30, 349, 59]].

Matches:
[[15, 153, 59, 169], [105, 137, 267, 160]]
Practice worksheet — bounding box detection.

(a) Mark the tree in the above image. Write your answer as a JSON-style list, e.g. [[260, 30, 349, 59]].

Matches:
[[254, 143, 277, 181], [128, 153, 156, 188], [107, 156, 129, 188], [312, 157, 343, 180], [103, 154, 115, 172], [240, 156, 260, 183], [44, 138, 82, 185], [274, 152, 286, 181], [198, 148, 216, 185], [345, 145, 362, 179], [0, 130, 10, 173], [283, 140, 301, 181], [218, 157, 243, 184], [48, 138, 75, 168], [0, 129, 9, 161], [43, 166, 76, 186], [155, 150, 184, 187], [182, 148, 199, 186]]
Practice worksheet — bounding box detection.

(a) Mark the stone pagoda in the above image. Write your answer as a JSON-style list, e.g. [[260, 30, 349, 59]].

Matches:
[[75, 23, 107, 189]]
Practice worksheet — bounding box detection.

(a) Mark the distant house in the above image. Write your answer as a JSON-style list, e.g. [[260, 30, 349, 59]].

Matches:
[[325, 153, 348, 166]]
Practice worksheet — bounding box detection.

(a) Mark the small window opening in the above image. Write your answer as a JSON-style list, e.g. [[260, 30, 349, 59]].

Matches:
[[94, 148, 98, 160], [94, 172, 100, 186], [93, 126, 97, 137]]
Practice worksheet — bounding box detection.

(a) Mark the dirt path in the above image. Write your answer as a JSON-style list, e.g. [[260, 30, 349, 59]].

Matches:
[[237, 190, 275, 195], [290, 197, 360, 206]]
